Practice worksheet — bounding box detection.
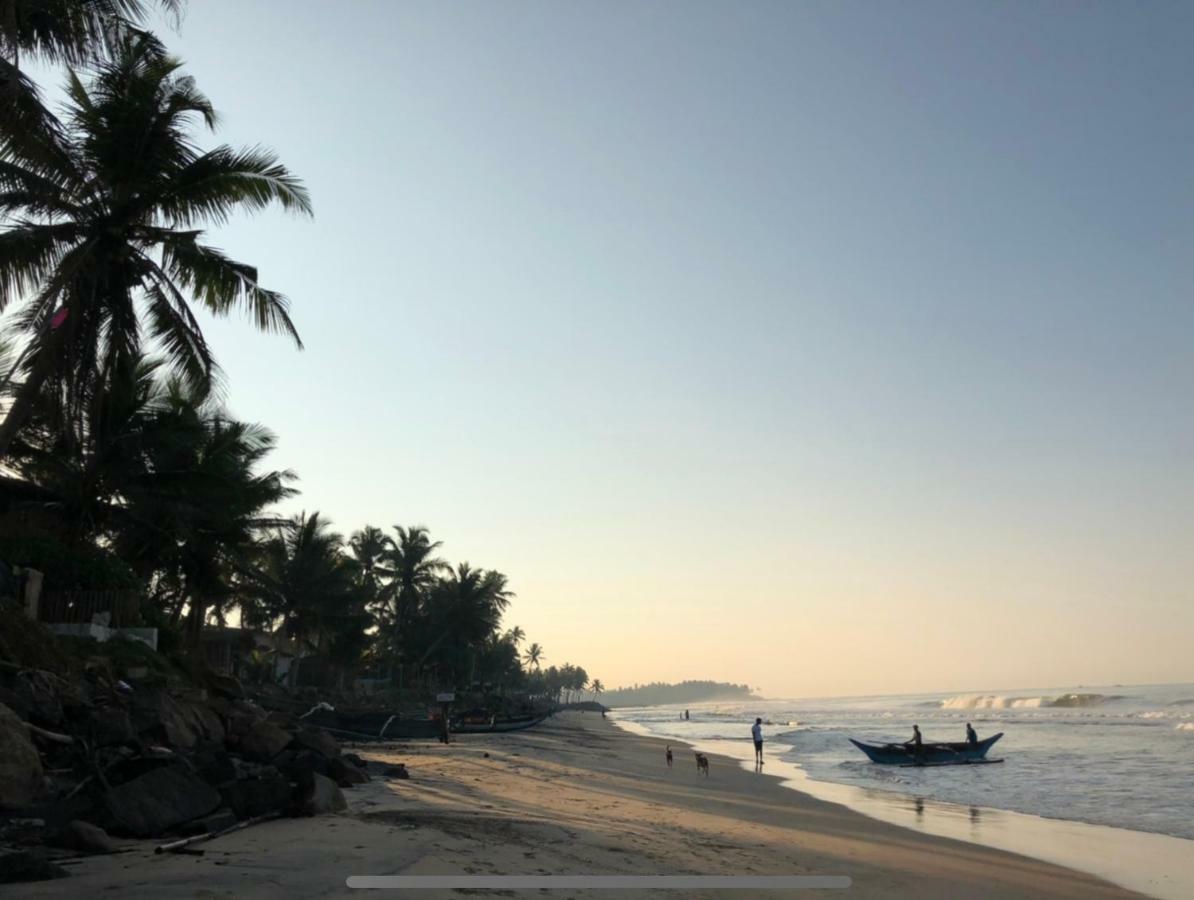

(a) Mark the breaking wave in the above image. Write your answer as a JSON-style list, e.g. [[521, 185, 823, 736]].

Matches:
[[1176, 723, 1194, 732], [941, 692, 1116, 710]]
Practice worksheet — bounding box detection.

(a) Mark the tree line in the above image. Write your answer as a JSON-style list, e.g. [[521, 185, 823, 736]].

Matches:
[[0, 1, 599, 702]]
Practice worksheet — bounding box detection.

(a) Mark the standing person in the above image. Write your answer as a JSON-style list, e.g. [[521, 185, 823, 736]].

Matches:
[[752, 717, 764, 766], [684, 709, 690, 721], [965, 722, 978, 746]]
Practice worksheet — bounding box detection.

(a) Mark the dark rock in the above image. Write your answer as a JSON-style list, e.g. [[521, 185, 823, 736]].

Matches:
[[327, 757, 369, 787], [0, 702, 44, 807], [341, 752, 367, 769], [49, 819, 121, 854], [225, 701, 263, 738], [382, 764, 410, 780], [0, 850, 69, 884], [104, 765, 221, 837], [130, 688, 198, 750], [12, 670, 67, 729], [183, 703, 225, 745], [206, 673, 245, 700], [296, 773, 346, 816], [273, 749, 328, 782], [239, 720, 293, 762], [291, 727, 339, 759], [219, 776, 292, 820], [191, 745, 237, 787], [89, 707, 135, 747]]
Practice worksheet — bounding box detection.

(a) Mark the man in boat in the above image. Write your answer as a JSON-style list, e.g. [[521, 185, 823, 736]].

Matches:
[[906, 724, 924, 761], [966, 722, 978, 746]]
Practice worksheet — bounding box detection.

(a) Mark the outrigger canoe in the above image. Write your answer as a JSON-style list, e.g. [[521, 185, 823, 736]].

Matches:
[[849, 732, 1003, 765]]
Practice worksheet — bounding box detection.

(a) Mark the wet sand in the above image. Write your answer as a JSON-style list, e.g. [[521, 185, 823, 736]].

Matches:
[[10, 711, 1144, 898]]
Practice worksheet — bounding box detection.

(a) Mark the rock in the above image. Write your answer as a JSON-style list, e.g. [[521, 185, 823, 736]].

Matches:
[[291, 727, 339, 759], [327, 756, 369, 787], [382, 764, 409, 780], [296, 773, 346, 816], [206, 673, 245, 700], [12, 670, 67, 729], [0, 850, 69, 884], [184, 702, 225, 745], [239, 720, 293, 762], [0, 702, 44, 807], [341, 752, 367, 768], [104, 765, 221, 837], [225, 700, 263, 737], [191, 745, 237, 787], [273, 749, 328, 782], [89, 707, 135, 747], [219, 776, 292, 820], [49, 820, 122, 854], [130, 688, 198, 750]]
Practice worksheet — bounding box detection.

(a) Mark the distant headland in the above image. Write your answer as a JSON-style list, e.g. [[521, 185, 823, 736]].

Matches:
[[600, 680, 758, 708]]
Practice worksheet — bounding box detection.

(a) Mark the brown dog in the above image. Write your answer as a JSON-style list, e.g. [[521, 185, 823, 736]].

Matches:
[[666, 745, 673, 768], [695, 752, 709, 776]]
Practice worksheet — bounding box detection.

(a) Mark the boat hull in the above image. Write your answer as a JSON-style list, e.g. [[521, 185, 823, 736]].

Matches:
[[849, 732, 1003, 765]]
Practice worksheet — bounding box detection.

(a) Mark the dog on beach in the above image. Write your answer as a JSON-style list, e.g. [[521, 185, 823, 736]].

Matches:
[[666, 745, 673, 768], [695, 752, 709, 776]]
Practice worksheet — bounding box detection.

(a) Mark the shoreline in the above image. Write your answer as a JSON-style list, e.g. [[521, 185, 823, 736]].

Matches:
[[610, 717, 1193, 900], [6, 712, 1150, 898]]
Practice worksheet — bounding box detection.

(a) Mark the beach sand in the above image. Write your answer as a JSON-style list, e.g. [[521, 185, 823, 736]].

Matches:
[[9, 711, 1142, 899]]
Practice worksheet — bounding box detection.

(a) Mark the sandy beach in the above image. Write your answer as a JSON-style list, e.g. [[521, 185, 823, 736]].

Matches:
[[8, 712, 1142, 899]]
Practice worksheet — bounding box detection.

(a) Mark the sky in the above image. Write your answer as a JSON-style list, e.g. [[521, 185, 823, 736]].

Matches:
[[34, 1, 1194, 697]]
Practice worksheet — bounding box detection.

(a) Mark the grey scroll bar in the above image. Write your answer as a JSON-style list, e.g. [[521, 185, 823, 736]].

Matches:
[[347, 875, 851, 889]]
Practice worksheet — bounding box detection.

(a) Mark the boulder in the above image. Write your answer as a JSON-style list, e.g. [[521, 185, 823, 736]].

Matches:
[[273, 749, 329, 782], [383, 764, 410, 780], [104, 765, 221, 837], [12, 670, 67, 728], [130, 688, 198, 750], [291, 727, 339, 759], [192, 745, 237, 787], [327, 756, 369, 787], [239, 720, 293, 762], [341, 752, 368, 769], [89, 707, 135, 747], [220, 776, 292, 820], [296, 773, 346, 816], [0, 850, 69, 884], [49, 820, 122, 854], [206, 673, 245, 699], [184, 702, 226, 745], [0, 702, 44, 807]]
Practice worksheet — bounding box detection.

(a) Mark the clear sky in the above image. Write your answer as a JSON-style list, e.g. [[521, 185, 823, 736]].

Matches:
[[92, 1, 1194, 696]]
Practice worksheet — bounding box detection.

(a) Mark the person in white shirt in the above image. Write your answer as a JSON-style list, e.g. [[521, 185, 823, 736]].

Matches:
[[751, 718, 764, 766]]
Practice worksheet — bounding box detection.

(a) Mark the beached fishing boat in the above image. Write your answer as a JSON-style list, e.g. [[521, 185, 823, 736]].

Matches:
[[849, 732, 1003, 765], [451, 712, 551, 734]]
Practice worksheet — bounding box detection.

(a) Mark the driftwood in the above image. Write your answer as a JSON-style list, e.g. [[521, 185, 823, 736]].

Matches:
[[27, 722, 74, 744], [154, 810, 283, 855]]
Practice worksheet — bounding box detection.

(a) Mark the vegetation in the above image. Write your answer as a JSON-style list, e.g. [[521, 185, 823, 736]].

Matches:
[[0, 2, 600, 704], [598, 680, 758, 708]]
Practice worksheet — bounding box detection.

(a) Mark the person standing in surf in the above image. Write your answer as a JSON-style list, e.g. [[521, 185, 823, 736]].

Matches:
[[752, 717, 764, 767]]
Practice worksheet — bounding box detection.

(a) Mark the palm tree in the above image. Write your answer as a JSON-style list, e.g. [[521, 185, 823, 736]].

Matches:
[[241, 511, 358, 688], [0, 34, 311, 455], [504, 625, 525, 646], [523, 641, 544, 670], [1, 1, 183, 69], [384, 525, 447, 681], [591, 678, 604, 701], [414, 563, 512, 682], [347, 525, 393, 608]]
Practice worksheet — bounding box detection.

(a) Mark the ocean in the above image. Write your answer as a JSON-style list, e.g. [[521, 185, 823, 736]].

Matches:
[[611, 682, 1194, 839]]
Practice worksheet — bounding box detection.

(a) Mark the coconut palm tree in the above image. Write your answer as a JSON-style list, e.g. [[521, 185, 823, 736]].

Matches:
[[523, 641, 544, 670], [0, 34, 311, 455], [347, 525, 393, 609], [1, 0, 182, 69], [413, 563, 512, 682], [504, 625, 524, 646], [241, 511, 358, 687], [591, 678, 604, 701]]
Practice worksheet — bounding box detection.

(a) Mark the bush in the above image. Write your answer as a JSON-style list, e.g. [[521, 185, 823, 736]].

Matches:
[[0, 535, 141, 592]]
